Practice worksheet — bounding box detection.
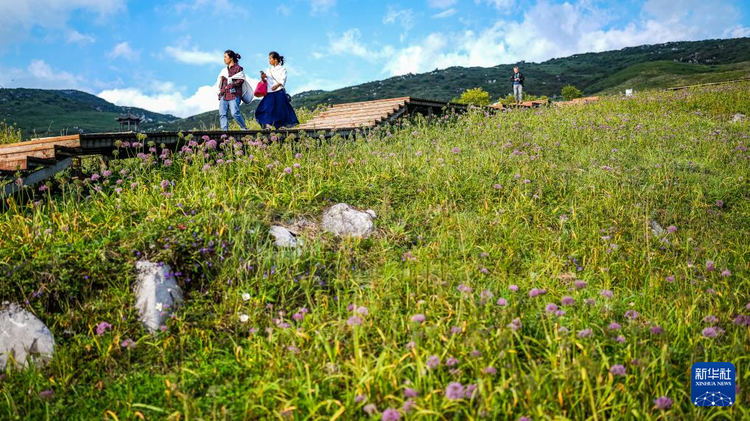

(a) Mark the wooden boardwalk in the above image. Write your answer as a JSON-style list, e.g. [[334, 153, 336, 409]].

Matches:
[[1, 97, 466, 195]]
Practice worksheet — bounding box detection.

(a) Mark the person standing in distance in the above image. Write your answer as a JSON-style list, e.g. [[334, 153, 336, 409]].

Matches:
[[510, 66, 525, 104]]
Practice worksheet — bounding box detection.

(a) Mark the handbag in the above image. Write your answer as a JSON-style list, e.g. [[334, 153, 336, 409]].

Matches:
[[254, 81, 267, 97]]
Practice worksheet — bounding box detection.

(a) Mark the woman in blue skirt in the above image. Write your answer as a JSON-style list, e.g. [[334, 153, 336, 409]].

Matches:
[[255, 51, 299, 129]]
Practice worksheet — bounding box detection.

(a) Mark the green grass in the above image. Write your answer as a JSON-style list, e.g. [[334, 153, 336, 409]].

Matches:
[[0, 83, 749, 420]]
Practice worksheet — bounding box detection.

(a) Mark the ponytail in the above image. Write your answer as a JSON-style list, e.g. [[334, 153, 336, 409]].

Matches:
[[225, 49, 241, 62], [269, 51, 285, 65]]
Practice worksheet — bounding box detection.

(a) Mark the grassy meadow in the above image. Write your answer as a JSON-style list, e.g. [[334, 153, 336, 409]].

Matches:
[[0, 83, 749, 420]]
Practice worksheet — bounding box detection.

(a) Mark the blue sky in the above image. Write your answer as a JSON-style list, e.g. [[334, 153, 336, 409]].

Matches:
[[0, 0, 748, 117]]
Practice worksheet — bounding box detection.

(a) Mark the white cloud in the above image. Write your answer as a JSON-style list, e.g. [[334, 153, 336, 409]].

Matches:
[[0, 60, 89, 91], [310, 0, 336, 14], [727, 26, 750, 38], [432, 8, 457, 18], [108, 42, 140, 61], [383, 7, 415, 41], [66, 30, 95, 45], [98, 79, 253, 118], [429, 0, 457, 8], [165, 45, 222, 65], [315, 29, 395, 62], [0, 0, 125, 45]]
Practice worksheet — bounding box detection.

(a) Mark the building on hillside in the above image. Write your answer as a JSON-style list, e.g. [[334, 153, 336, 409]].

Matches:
[[116, 112, 142, 132]]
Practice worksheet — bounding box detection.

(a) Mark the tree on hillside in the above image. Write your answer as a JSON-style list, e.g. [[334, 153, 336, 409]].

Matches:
[[454, 88, 491, 106], [561, 85, 583, 101]]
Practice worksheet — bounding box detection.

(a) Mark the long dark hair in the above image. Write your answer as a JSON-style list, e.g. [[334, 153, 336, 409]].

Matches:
[[225, 49, 241, 63], [269, 51, 285, 65]]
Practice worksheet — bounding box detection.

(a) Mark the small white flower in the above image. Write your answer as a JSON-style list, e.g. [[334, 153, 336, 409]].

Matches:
[[239, 314, 249, 323], [155, 303, 163, 311], [242, 293, 251, 302]]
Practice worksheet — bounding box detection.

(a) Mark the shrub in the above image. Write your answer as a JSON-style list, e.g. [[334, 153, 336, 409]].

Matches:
[[561, 85, 583, 101], [454, 88, 491, 106]]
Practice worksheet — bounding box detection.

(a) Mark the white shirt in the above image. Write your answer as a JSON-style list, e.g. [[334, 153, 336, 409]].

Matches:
[[265, 64, 287, 93]]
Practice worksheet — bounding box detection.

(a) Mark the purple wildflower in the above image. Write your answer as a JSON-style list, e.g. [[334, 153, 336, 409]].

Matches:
[[702, 327, 722, 338], [703, 315, 719, 324], [426, 355, 440, 369], [733, 314, 750, 326], [654, 396, 673, 410], [577, 328, 593, 338], [411, 314, 426, 323], [529, 288, 547, 298], [382, 408, 400, 421], [347, 316, 362, 326], [574, 280, 588, 290], [496, 298, 508, 306], [667, 225, 677, 233], [706, 260, 715, 272], [356, 306, 369, 316], [721, 269, 731, 277], [555, 310, 566, 317], [715, 200, 724, 208], [284, 167, 293, 174], [95, 321, 112, 336], [39, 389, 54, 399], [561, 296, 575, 306], [625, 310, 639, 320], [464, 384, 477, 399], [600, 289, 613, 299], [480, 289, 494, 301], [507, 318, 522, 331], [509, 284, 519, 292], [545, 303, 559, 313], [493, 183, 502, 189], [450, 326, 462, 335], [665, 275, 675, 282], [404, 388, 418, 398], [483, 366, 497, 375], [446, 357, 459, 367], [451, 147, 460, 154], [615, 335, 626, 343], [609, 322, 621, 330], [584, 298, 596, 306], [355, 394, 367, 403], [457, 283, 473, 294], [650, 325, 665, 335], [518, 417, 531, 421], [445, 382, 464, 400], [121, 338, 136, 349], [610, 365, 626, 376]]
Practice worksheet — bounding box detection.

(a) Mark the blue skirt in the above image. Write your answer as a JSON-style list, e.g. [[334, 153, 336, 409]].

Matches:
[[255, 90, 299, 129]]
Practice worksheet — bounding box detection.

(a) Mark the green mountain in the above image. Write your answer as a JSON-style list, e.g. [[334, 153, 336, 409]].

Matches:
[[0, 89, 179, 138], [4, 37, 750, 136]]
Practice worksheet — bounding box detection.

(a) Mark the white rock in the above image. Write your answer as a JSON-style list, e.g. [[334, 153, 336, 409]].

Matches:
[[0, 303, 55, 370], [321, 203, 376, 237], [732, 113, 746, 123], [134, 261, 184, 333], [269, 225, 300, 248]]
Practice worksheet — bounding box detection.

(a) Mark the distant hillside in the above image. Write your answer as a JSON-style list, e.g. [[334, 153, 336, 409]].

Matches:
[[0, 89, 179, 138], [586, 60, 750, 94], [4, 37, 750, 135]]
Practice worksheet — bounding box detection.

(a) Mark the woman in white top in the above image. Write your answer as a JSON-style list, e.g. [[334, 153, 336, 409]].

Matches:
[[255, 51, 299, 129]]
